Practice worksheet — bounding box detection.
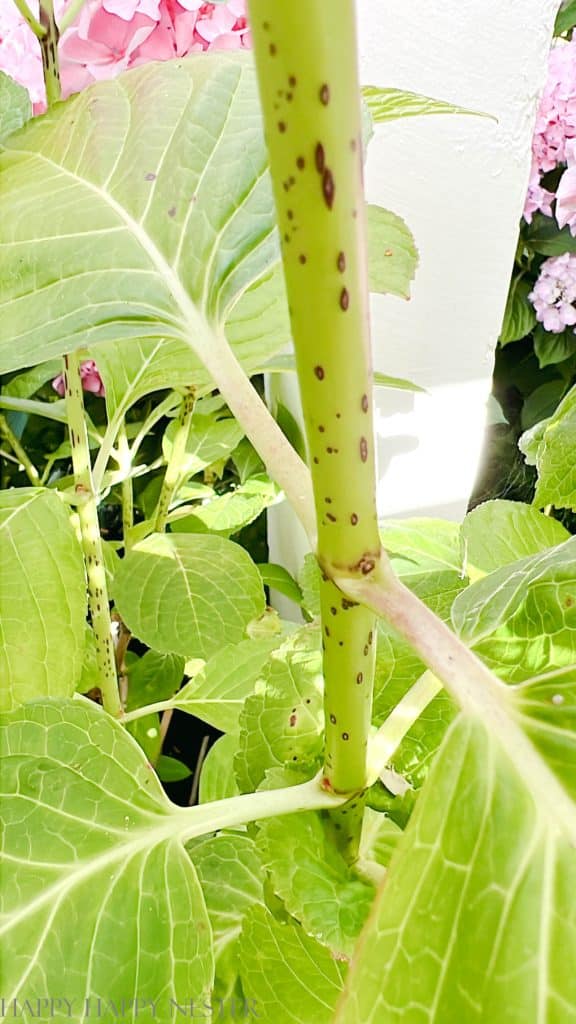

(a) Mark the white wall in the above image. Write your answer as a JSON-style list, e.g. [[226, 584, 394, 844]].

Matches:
[[268, 0, 560, 585]]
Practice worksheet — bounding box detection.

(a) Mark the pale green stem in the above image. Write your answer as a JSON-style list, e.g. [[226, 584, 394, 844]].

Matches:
[[58, 0, 88, 32], [248, 1, 379, 862], [0, 414, 40, 485], [153, 388, 195, 533], [174, 772, 347, 844], [63, 352, 122, 718], [10, 0, 46, 37], [339, 564, 576, 843], [366, 670, 442, 786], [39, 0, 61, 107], [117, 424, 133, 548], [121, 700, 174, 724]]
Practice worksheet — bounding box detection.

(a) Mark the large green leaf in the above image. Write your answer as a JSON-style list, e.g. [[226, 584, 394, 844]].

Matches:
[[335, 713, 576, 1024], [172, 637, 278, 733], [526, 384, 576, 510], [235, 631, 324, 793], [239, 906, 346, 1024], [461, 499, 570, 574], [199, 734, 241, 804], [524, 212, 576, 256], [188, 833, 264, 999], [366, 204, 418, 300], [113, 532, 265, 659], [256, 811, 375, 956], [0, 489, 87, 710], [0, 55, 288, 376], [556, 0, 576, 34], [0, 71, 31, 143], [0, 700, 213, 1018], [453, 537, 576, 683]]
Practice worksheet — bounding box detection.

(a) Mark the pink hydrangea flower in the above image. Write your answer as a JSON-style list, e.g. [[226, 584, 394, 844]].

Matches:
[[529, 253, 576, 333], [52, 360, 106, 397], [0, 0, 250, 109], [523, 37, 576, 223], [556, 139, 576, 236]]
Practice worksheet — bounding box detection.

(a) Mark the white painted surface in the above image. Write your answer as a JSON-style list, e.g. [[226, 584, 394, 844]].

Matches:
[[268, 0, 560, 588]]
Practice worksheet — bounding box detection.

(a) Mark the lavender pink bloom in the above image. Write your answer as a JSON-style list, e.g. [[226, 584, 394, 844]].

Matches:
[[52, 360, 106, 397], [529, 253, 576, 334]]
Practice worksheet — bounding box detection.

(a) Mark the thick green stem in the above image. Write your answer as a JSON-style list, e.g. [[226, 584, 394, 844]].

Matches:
[[248, 2, 380, 812], [39, 0, 61, 107], [153, 388, 195, 533], [59, 0, 88, 32], [0, 414, 40, 485], [63, 352, 121, 718]]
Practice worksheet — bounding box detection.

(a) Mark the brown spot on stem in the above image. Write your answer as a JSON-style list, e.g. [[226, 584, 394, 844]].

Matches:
[[287, 209, 294, 220], [360, 437, 368, 462], [296, 156, 305, 170], [322, 169, 335, 209], [269, 43, 277, 55], [278, 121, 286, 133], [361, 394, 369, 413], [327, 513, 337, 523], [337, 252, 346, 272], [315, 143, 325, 172], [342, 732, 349, 741], [314, 365, 325, 380], [313, 456, 319, 464], [329, 714, 336, 724], [350, 513, 358, 525], [320, 83, 330, 105], [340, 288, 349, 311], [289, 713, 297, 727], [289, 75, 297, 87], [286, 92, 293, 101], [350, 138, 357, 151], [319, 425, 325, 433], [299, 254, 307, 264], [342, 598, 356, 610], [325, 625, 331, 637], [369, 631, 374, 644], [330, 606, 337, 616], [262, 20, 270, 30], [356, 672, 363, 685], [363, 644, 369, 656]]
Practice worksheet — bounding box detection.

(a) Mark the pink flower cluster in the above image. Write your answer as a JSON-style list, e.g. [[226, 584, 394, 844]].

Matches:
[[52, 360, 106, 397], [525, 37, 576, 228], [529, 253, 576, 334], [0, 0, 249, 109]]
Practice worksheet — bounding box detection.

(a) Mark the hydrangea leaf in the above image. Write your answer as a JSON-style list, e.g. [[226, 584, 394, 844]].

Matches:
[[0, 55, 287, 375], [171, 477, 280, 537], [452, 536, 576, 682], [499, 276, 537, 346], [239, 906, 346, 1024], [199, 734, 241, 804], [173, 638, 278, 733], [530, 384, 576, 510], [335, 713, 576, 1024], [0, 489, 87, 711], [125, 650, 185, 710], [361, 85, 488, 122], [366, 204, 418, 300], [0, 700, 213, 1017], [187, 833, 264, 999], [461, 499, 570, 575], [256, 811, 375, 956], [162, 414, 244, 478], [235, 631, 324, 793], [0, 71, 31, 142], [113, 532, 265, 660]]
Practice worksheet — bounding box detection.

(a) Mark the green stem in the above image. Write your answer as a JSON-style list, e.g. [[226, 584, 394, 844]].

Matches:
[[0, 414, 40, 485], [58, 0, 88, 32], [117, 424, 134, 548], [10, 0, 46, 37], [248, 3, 380, 825], [366, 670, 442, 786], [39, 0, 61, 107], [121, 700, 174, 725], [153, 388, 195, 533], [175, 772, 347, 844], [63, 352, 121, 718]]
